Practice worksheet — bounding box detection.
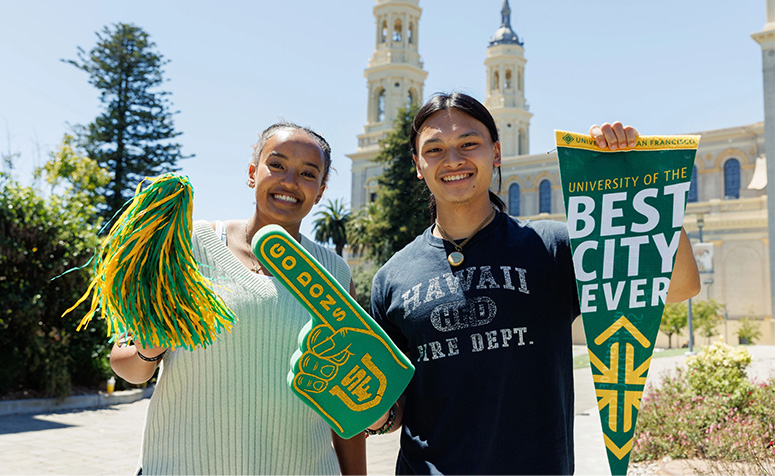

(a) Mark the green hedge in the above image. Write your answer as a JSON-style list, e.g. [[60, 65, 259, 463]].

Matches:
[[0, 177, 110, 398]]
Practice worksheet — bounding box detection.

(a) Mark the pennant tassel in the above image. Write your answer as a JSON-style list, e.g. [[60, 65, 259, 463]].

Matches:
[[63, 173, 237, 350]]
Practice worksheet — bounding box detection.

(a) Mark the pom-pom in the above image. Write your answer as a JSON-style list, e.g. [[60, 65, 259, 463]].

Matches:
[[63, 173, 236, 350]]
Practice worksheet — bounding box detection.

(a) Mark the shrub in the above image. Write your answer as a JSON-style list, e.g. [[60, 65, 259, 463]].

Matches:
[[684, 340, 752, 401], [633, 342, 775, 467], [737, 316, 763, 345], [0, 139, 111, 399], [0, 179, 112, 398]]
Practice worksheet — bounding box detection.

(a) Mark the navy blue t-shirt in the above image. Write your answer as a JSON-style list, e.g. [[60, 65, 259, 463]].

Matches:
[[371, 212, 580, 475]]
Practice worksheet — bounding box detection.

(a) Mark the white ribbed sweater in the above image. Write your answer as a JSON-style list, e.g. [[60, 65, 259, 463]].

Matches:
[[139, 221, 350, 475]]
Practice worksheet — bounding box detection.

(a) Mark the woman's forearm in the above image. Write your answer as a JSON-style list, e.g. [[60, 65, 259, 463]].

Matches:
[[110, 342, 167, 384]]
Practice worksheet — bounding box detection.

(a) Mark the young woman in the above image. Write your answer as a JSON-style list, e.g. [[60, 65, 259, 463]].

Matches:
[[367, 93, 700, 474], [110, 122, 366, 475]]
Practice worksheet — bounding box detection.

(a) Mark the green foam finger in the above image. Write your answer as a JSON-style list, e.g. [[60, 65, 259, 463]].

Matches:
[[252, 224, 414, 438]]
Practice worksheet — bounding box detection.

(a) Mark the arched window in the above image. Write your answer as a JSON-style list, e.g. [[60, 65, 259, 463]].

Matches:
[[381, 21, 387, 43], [509, 183, 521, 216], [539, 180, 552, 213], [518, 129, 526, 155], [493, 71, 500, 91], [408, 22, 414, 44], [518, 70, 523, 91], [377, 89, 386, 122], [393, 20, 402, 42], [724, 158, 740, 199], [407, 89, 414, 109], [505, 70, 513, 89], [688, 166, 698, 203]]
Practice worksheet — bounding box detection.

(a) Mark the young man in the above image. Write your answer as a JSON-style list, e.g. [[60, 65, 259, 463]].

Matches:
[[367, 93, 700, 475]]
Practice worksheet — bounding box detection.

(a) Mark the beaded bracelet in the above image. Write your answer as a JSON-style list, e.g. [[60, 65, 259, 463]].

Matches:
[[137, 349, 167, 362], [365, 403, 397, 437]]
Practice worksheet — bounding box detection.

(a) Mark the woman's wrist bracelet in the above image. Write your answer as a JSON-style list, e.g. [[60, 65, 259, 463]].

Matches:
[[365, 403, 397, 436], [137, 349, 167, 362]]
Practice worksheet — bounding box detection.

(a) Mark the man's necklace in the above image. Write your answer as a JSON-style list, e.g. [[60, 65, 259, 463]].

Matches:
[[245, 221, 261, 273], [434, 208, 496, 267]]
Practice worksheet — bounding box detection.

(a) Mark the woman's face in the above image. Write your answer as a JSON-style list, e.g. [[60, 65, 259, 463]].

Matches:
[[413, 108, 501, 211], [248, 129, 327, 231]]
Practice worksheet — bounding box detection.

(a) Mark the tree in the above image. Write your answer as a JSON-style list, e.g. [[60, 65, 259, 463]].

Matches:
[[351, 264, 379, 311], [346, 202, 379, 257], [0, 137, 110, 398], [313, 198, 349, 256], [65, 23, 190, 221], [660, 302, 687, 349], [347, 105, 430, 265], [693, 299, 724, 345], [35, 134, 108, 205], [736, 315, 762, 345]]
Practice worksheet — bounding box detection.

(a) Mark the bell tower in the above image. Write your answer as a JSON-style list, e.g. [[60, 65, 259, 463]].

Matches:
[[348, 0, 427, 210], [484, 0, 532, 157]]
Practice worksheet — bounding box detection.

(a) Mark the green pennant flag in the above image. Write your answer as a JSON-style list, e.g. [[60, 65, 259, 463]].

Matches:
[[251, 224, 414, 439], [555, 131, 699, 475]]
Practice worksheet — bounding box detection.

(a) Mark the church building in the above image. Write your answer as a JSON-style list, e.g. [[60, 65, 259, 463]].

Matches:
[[349, 0, 775, 345]]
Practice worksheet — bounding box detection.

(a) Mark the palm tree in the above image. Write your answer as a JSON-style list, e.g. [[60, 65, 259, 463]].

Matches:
[[313, 198, 350, 256]]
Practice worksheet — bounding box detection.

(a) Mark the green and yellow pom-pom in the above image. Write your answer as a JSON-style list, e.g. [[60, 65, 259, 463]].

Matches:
[[64, 173, 237, 350]]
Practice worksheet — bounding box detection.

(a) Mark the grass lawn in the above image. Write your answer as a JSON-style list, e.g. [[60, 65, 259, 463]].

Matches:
[[572, 347, 689, 369]]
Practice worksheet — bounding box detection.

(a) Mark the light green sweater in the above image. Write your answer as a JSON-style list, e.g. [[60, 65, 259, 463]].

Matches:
[[140, 221, 350, 475]]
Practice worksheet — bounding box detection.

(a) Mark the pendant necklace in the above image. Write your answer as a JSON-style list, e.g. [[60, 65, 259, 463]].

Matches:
[[434, 208, 496, 267], [245, 221, 261, 273]]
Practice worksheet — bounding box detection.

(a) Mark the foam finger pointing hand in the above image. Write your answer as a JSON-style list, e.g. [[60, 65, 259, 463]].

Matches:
[[311, 327, 354, 365], [299, 351, 338, 380], [254, 224, 415, 438], [307, 324, 334, 350], [294, 372, 329, 394]]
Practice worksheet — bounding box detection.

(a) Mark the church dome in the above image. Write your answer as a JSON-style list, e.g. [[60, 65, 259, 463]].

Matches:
[[490, 26, 520, 46], [488, 0, 523, 47]]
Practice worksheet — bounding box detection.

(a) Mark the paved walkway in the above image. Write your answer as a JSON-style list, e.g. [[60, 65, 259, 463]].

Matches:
[[1, 346, 773, 475]]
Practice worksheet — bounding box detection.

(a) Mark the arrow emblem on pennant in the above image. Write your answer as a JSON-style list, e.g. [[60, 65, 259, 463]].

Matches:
[[604, 435, 633, 461], [593, 316, 650, 347]]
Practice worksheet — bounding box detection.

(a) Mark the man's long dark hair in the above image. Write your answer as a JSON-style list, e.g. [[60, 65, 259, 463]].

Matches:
[[410, 92, 506, 221]]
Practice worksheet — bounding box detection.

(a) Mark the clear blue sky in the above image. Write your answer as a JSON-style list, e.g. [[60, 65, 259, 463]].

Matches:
[[0, 0, 766, 239]]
